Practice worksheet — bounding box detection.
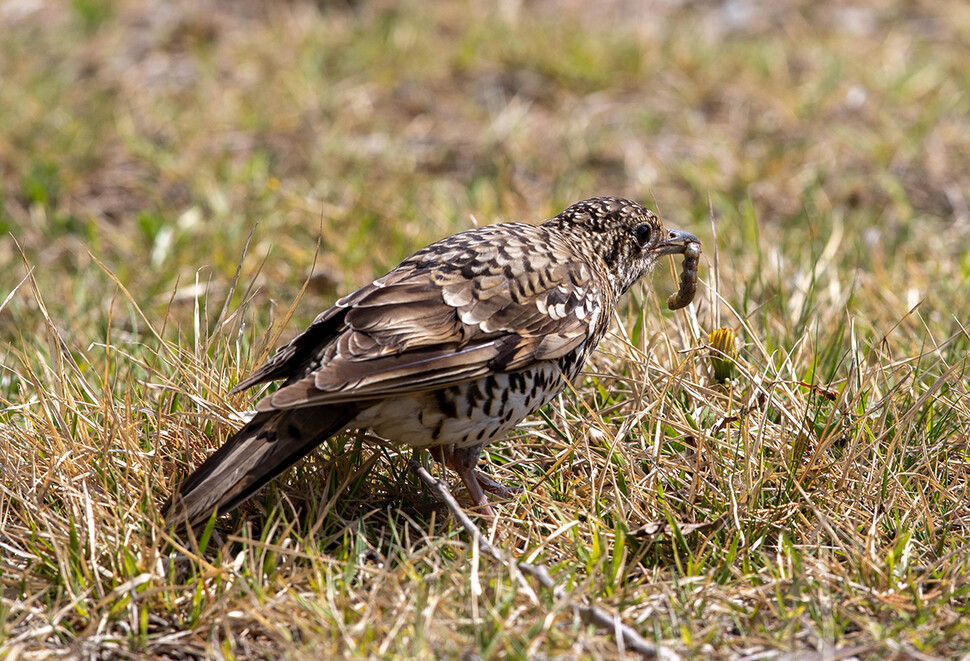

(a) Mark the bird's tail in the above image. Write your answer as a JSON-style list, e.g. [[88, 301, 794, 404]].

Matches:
[[162, 405, 357, 530]]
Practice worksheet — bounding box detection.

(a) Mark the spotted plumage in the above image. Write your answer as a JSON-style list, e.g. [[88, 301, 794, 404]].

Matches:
[[163, 197, 700, 527]]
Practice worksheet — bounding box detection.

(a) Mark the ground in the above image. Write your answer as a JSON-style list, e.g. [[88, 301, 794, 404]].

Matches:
[[2, 0, 970, 658]]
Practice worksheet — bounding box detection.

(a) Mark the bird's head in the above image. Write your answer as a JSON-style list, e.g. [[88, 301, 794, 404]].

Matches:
[[544, 197, 700, 299]]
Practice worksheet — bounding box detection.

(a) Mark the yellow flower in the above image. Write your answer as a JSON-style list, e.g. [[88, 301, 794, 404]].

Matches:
[[708, 327, 738, 382]]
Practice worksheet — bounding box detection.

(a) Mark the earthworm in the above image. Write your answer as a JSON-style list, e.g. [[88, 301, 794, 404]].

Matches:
[[666, 241, 701, 310]]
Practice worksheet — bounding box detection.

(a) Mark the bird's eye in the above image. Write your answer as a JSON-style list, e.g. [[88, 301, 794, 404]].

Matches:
[[634, 224, 652, 246]]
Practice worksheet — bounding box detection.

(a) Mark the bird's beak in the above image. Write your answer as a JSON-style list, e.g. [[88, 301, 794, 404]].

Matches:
[[655, 227, 700, 256]]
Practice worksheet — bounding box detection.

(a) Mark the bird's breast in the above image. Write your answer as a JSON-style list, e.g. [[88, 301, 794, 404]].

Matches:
[[351, 362, 569, 449]]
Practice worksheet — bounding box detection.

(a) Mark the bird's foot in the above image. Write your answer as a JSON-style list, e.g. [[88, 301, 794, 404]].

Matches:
[[457, 467, 495, 516], [474, 470, 524, 498], [427, 444, 521, 515]]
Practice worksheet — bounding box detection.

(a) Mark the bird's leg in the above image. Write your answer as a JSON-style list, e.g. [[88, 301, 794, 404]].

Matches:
[[427, 444, 521, 514], [432, 444, 493, 514], [455, 466, 494, 515], [427, 445, 446, 466], [473, 471, 524, 498], [448, 444, 523, 497], [453, 443, 525, 510], [427, 445, 487, 510]]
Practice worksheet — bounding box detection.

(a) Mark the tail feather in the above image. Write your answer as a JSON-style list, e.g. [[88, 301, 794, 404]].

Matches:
[[163, 405, 357, 529]]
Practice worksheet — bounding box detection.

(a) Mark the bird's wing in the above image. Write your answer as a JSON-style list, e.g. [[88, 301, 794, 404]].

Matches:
[[242, 225, 607, 410]]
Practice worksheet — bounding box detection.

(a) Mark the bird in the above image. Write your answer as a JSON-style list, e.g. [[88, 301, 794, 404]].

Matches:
[[163, 197, 700, 528]]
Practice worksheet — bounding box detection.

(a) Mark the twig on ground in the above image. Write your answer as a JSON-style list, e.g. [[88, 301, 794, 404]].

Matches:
[[409, 461, 680, 661]]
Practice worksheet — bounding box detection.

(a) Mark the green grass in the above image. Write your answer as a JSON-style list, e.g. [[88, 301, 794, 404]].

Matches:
[[2, 0, 970, 658]]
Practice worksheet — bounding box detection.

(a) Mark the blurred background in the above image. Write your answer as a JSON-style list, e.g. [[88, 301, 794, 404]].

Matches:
[[3, 0, 968, 338]]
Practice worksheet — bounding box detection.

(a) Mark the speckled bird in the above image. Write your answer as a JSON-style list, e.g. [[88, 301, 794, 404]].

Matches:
[[163, 197, 700, 527]]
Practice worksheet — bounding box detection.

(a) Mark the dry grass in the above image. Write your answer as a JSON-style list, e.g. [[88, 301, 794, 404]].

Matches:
[[2, 0, 970, 658]]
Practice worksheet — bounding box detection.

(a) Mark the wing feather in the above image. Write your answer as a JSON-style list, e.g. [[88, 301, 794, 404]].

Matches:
[[236, 224, 608, 410]]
